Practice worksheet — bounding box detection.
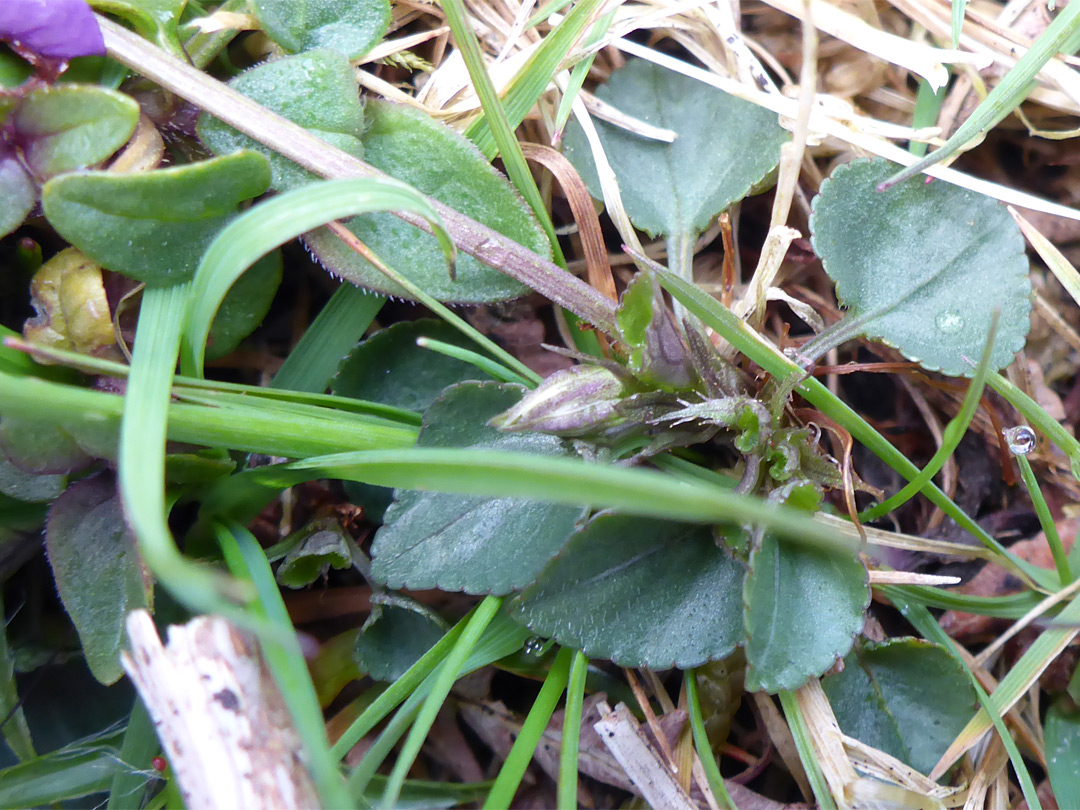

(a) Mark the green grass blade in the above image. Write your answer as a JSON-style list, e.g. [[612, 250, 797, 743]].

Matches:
[[341, 236, 541, 385], [440, 0, 565, 269], [1, 338, 420, 424], [379, 596, 503, 807], [685, 669, 736, 810], [465, 0, 606, 159], [183, 178, 455, 378], [989, 371, 1080, 476], [120, 282, 250, 613], [0, 588, 34, 761], [778, 691, 836, 810], [483, 647, 572, 810], [330, 621, 466, 761], [1017, 454, 1071, 584], [346, 611, 529, 794], [272, 284, 385, 393], [909, 78, 947, 158], [106, 700, 157, 810], [215, 521, 352, 809], [553, 10, 616, 139], [416, 337, 532, 386], [950, 0, 967, 49], [888, 585, 1042, 617], [860, 311, 998, 521], [557, 650, 588, 810], [232, 446, 863, 553], [0, 369, 417, 461], [0, 729, 127, 807], [882, 0, 1080, 187]]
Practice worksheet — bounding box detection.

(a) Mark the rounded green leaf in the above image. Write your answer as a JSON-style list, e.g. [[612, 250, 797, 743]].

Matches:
[[13, 84, 138, 180], [45, 474, 151, 684], [205, 252, 282, 361], [562, 59, 788, 238], [809, 158, 1031, 376], [353, 604, 446, 682], [371, 383, 586, 595], [0, 154, 35, 238], [304, 100, 543, 303], [743, 533, 868, 693], [251, 0, 390, 59], [512, 514, 745, 669], [197, 50, 365, 192], [42, 151, 272, 286], [822, 638, 978, 775], [332, 318, 495, 412]]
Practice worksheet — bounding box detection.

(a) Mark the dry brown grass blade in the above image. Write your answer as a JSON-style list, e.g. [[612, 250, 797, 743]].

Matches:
[[519, 143, 618, 302], [793, 679, 857, 804]]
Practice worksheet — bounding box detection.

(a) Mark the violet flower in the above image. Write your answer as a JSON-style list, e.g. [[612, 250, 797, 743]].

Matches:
[[0, 0, 105, 63]]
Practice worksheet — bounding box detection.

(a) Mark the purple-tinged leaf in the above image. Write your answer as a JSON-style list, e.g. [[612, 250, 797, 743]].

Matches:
[[46, 472, 152, 684], [0, 0, 105, 62]]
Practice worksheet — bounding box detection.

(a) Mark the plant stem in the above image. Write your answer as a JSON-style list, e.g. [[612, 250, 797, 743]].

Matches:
[[95, 15, 619, 336]]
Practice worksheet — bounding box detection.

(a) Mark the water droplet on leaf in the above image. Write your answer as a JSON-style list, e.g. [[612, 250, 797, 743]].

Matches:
[[1003, 425, 1036, 456], [935, 310, 964, 334], [524, 636, 554, 656]]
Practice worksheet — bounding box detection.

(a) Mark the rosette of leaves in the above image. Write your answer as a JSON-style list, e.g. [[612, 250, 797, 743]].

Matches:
[[805, 158, 1031, 376], [369, 276, 868, 691]]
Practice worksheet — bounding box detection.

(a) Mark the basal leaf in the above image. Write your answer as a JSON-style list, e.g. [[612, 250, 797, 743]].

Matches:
[[197, 49, 365, 191], [45, 473, 151, 684], [354, 603, 446, 682], [743, 533, 867, 693], [205, 251, 282, 361], [822, 638, 977, 775], [332, 318, 495, 412], [0, 457, 64, 502], [304, 100, 543, 303], [562, 59, 787, 239], [512, 514, 744, 669], [41, 151, 271, 285], [0, 417, 93, 476], [809, 158, 1031, 376], [12, 84, 138, 180], [0, 153, 35, 238], [371, 383, 585, 595], [251, 0, 390, 60], [1045, 698, 1080, 810]]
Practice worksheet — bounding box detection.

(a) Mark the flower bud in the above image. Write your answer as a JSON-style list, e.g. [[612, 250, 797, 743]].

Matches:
[[490, 365, 627, 435]]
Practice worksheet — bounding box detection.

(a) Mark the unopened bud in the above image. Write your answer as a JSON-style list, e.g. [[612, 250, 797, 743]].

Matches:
[[490, 365, 627, 435]]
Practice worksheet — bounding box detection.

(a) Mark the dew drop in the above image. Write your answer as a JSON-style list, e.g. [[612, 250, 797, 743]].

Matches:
[[1003, 425, 1036, 456], [935, 310, 964, 334], [523, 636, 553, 656]]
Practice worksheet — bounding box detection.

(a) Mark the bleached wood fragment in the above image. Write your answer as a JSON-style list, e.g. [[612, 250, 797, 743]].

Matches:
[[593, 701, 696, 810], [121, 610, 319, 810]]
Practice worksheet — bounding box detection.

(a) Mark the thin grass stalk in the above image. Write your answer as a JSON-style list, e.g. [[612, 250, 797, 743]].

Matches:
[[483, 648, 573, 809], [1016, 454, 1072, 585], [778, 691, 837, 810], [380, 596, 503, 807], [684, 670, 736, 810], [557, 650, 588, 809]]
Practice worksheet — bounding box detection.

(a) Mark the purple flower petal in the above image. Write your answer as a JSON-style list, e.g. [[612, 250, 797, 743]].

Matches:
[[0, 0, 105, 62]]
